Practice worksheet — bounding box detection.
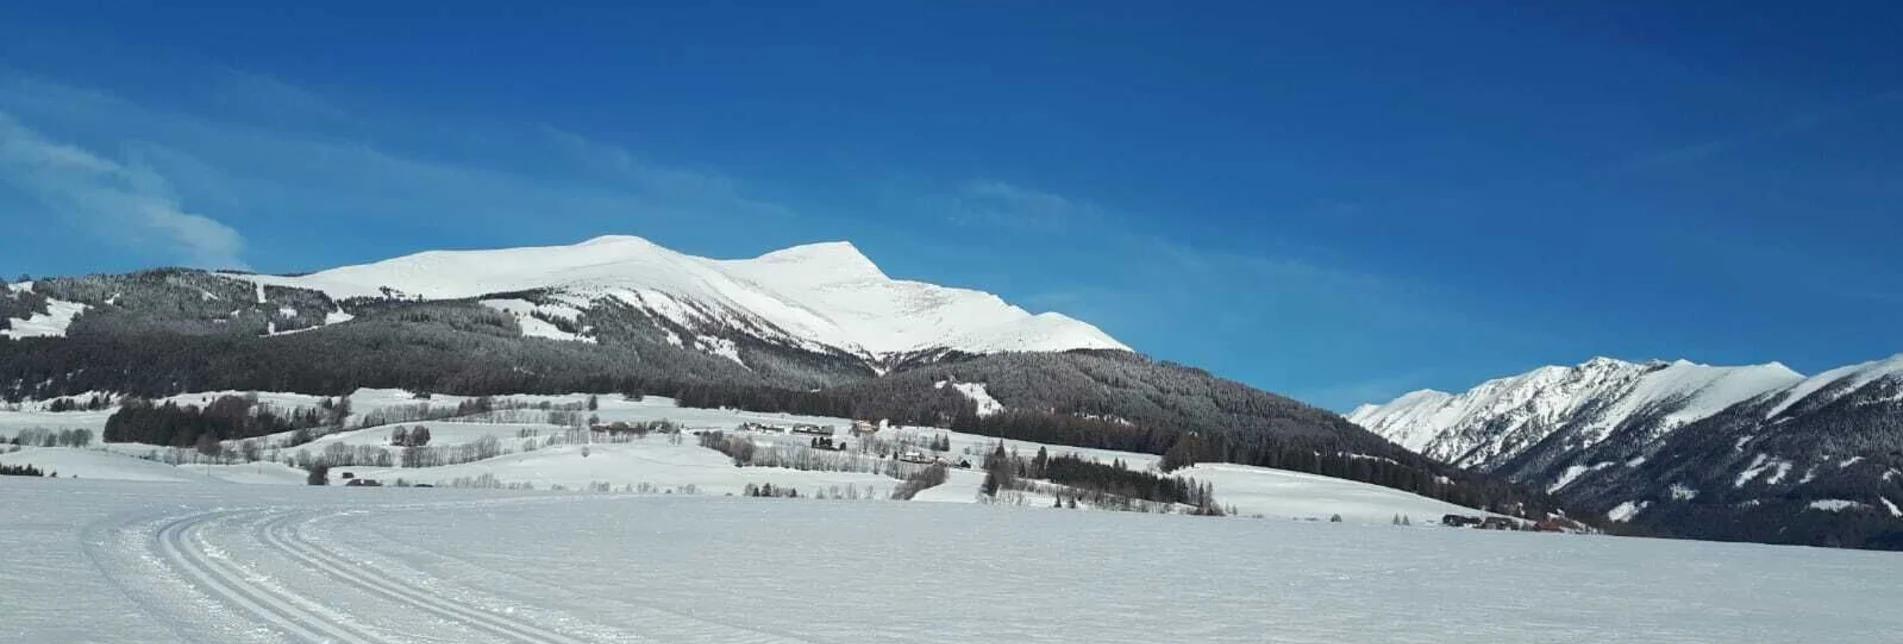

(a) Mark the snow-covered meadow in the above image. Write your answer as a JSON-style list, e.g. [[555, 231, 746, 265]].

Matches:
[[0, 390, 1482, 523], [4, 478, 1901, 643]]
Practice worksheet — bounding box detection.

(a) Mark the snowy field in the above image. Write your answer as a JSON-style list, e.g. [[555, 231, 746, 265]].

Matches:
[[0, 391, 1484, 523], [4, 478, 1901, 644]]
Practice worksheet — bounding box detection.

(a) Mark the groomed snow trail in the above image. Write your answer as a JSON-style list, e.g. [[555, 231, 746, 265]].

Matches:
[[100, 500, 696, 643], [156, 510, 385, 644]]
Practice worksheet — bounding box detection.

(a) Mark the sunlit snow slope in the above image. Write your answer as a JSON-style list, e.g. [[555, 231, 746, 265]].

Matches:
[[234, 235, 1127, 359]]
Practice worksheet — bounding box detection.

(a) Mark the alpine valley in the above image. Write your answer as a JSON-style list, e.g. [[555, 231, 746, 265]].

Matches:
[[0, 235, 1559, 520], [1351, 356, 1903, 549]]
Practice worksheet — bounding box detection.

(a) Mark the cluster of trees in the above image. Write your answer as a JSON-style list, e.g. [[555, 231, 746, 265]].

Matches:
[[389, 426, 433, 447], [9, 428, 94, 448], [850, 433, 947, 461], [26, 269, 338, 337], [696, 430, 923, 478], [398, 435, 504, 468], [44, 394, 111, 412], [590, 420, 680, 441], [891, 463, 950, 500], [980, 444, 1219, 514], [104, 395, 336, 447], [699, 430, 755, 466], [0, 285, 50, 331], [357, 403, 457, 428], [742, 482, 801, 498], [0, 463, 51, 477]]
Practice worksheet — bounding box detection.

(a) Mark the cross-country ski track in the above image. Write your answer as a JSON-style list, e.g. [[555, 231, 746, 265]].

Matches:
[[85, 497, 812, 644]]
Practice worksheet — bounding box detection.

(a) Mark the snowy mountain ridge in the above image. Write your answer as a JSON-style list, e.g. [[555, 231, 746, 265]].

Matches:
[[231, 234, 1129, 362], [1349, 357, 1804, 470], [1350, 354, 1903, 548]]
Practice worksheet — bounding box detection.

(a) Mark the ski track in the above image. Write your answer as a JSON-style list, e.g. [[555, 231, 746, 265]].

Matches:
[[156, 510, 386, 644], [340, 515, 817, 644], [110, 498, 753, 644]]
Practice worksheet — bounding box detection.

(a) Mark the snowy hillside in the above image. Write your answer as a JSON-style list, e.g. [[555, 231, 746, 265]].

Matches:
[[1762, 353, 1903, 419], [232, 235, 1127, 360]]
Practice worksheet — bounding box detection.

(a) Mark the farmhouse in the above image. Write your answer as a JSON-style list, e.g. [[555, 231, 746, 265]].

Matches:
[[792, 424, 836, 436]]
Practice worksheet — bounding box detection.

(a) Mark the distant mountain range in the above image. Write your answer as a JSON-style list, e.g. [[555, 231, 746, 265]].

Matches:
[[1351, 356, 1903, 549], [0, 235, 1560, 522]]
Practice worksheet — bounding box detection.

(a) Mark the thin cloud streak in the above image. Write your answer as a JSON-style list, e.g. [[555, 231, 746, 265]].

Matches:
[[0, 111, 247, 269], [0, 73, 805, 271], [942, 179, 1101, 230]]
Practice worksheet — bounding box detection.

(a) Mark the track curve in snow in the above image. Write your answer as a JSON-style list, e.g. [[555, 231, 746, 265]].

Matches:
[[110, 500, 652, 644]]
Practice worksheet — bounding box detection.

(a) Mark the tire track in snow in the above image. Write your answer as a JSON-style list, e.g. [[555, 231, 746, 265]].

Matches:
[[154, 509, 387, 644], [260, 509, 620, 644]]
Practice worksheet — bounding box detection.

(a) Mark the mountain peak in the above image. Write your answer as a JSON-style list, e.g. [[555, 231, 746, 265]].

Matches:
[[745, 241, 887, 281], [575, 234, 658, 247], [1580, 356, 1636, 369]]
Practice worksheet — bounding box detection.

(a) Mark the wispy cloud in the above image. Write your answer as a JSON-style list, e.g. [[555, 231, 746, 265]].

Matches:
[[942, 179, 1101, 230], [0, 111, 247, 268], [1616, 88, 1903, 174], [0, 73, 802, 270]]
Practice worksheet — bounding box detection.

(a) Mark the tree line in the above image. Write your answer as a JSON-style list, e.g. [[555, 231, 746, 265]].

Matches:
[[981, 444, 1220, 514], [0, 463, 52, 477], [103, 394, 337, 447]]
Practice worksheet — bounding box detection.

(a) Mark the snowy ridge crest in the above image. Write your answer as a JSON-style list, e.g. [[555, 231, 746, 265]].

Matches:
[[1349, 357, 1804, 469], [231, 235, 1129, 361]]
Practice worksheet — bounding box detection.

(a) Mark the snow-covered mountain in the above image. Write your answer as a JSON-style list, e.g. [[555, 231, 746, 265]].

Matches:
[[2, 241, 1577, 535], [233, 235, 1127, 363], [1348, 357, 1803, 471], [1352, 355, 1903, 549]]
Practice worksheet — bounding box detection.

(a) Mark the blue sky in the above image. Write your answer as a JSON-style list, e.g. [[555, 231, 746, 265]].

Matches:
[[1, 2, 1899, 410]]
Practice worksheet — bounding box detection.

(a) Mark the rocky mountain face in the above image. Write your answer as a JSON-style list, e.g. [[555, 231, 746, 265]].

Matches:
[[1352, 357, 1903, 549]]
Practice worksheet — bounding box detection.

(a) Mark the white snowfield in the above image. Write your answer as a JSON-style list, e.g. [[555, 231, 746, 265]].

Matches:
[[230, 235, 1128, 358], [1, 296, 89, 339], [5, 479, 1903, 644], [0, 446, 306, 484], [0, 407, 115, 439]]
